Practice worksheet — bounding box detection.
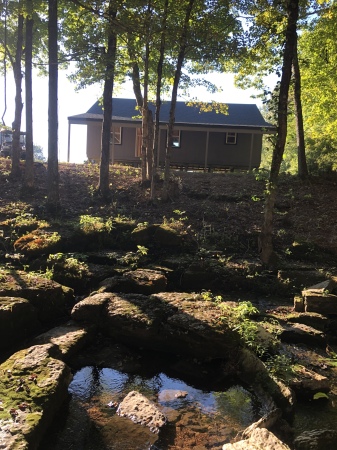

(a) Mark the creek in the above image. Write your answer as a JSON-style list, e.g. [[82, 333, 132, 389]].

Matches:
[[38, 343, 264, 450], [35, 342, 337, 450]]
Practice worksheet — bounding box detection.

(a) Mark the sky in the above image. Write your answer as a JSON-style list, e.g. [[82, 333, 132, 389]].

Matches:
[[0, 70, 266, 164]]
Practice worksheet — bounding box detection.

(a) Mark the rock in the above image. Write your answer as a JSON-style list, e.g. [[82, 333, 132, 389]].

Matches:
[[158, 390, 188, 401], [296, 279, 337, 314], [0, 344, 72, 450], [31, 321, 96, 363], [289, 365, 330, 397], [99, 268, 167, 295], [71, 291, 241, 360], [223, 427, 291, 449], [293, 429, 337, 450], [117, 390, 166, 433], [303, 291, 337, 314], [131, 223, 188, 249], [237, 348, 295, 412], [0, 297, 41, 351], [239, 408, 282, 440], [279, 323, 326, 347], [0, 268, 72, 323]]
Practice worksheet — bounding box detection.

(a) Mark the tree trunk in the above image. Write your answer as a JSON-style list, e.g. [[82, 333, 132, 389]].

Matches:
[[98, 4, 117, 199], [11, 12, 24, 179], [24, 0, 34, 189], [47, 0, 60, 209], [151, 0, 169, 199], [293, 37, 308, 179], [162, 0, 195, 200], [259, 0, 299, 265]]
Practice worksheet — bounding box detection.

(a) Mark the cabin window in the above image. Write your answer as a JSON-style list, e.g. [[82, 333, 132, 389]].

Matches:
[[172, 130, 181, 148], [110, 126, 122, 145], [225, 132, 237, 145]]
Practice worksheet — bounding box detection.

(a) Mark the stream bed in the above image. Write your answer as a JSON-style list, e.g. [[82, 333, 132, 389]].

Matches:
[[37, 339, 337, 450], [38, 364, 262, 450]]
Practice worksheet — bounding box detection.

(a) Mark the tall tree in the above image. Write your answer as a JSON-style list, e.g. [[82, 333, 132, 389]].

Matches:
[[292, 36, 308, 179], [97, 1, 117, 198], [259, 0, 300, 265], [151, 0, 169, 199], [47, 0, 60, 208], [24, 0, 34, 189], [162, 0, 196, 200], [11, 4, 24, 178]]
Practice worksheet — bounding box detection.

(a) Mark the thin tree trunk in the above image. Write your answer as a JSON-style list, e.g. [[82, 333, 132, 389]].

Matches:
[[259, 0, 299, 265], [47, 0, 60, 209], [24, 0, 34, 189], [151, 0, 169, 199], [11, 11, 24, 178], [98, 4, 117, 199], [293, 37, 308, 179], [162, 0, 195, 200]]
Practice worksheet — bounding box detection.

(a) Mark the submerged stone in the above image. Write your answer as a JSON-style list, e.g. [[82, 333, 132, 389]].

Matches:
[[117, 390, 166, 433]]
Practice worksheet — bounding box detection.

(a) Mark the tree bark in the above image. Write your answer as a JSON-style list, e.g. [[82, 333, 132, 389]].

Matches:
[[293, 37, 308, 179], [162, 0, 195, 200], [151, 0, 169, 199], [47, 0, 60, 209], [24, 0, 34, 189], [259, 0, 299, 265], [98, 3, 117, 199], [11, 11, 24, 179]]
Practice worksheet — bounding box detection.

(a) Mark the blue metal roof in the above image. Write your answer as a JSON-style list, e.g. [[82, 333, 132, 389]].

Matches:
[[69, 98, 274, 129]]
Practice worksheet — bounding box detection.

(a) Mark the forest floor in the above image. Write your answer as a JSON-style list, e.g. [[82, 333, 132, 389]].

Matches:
[[1, 159, 337, 268]]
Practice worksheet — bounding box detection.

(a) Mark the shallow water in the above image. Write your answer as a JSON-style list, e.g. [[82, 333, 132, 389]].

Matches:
[[40, 366, 260, 450]]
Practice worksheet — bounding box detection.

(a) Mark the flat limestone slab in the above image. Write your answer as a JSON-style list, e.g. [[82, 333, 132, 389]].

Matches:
[[31, 321, 96, 363], [303, 292, 337, 314]]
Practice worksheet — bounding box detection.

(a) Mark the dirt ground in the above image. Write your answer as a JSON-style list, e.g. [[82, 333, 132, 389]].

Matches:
[[1, 160, 337, 265]]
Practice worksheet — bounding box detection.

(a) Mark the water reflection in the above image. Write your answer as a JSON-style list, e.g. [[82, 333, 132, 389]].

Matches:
[[40, 366, 259, 450]]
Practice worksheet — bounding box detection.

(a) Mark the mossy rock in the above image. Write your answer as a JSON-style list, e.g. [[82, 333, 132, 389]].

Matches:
[[14, 230, 62, 256], [0, 269, 72, 323], [0, 344, 72, 450]]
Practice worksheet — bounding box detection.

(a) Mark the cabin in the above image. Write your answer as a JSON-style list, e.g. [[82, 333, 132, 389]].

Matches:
[[67, 98, 275, 170]]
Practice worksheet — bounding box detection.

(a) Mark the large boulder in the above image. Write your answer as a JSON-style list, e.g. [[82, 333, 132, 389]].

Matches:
[[71, 291, 241, 359], [98, 268, 167, 295], [0, 344, 72, 450], [0, 268, 72, 323]]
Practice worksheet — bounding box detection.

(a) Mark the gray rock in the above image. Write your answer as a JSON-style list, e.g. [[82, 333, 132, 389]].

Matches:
[[294, 429, 337, 450], [99, 268, 167, 294], [71, 291, 241, 359], [289, 365, 330, 397], [223, 427, 291, 449], [117, 390, 166, 433]]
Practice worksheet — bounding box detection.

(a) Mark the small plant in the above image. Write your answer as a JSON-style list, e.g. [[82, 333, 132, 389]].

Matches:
[[47, 253, 89, 279], [79, 215, 113, 234], [251, 195, 262, 202], [200, 290, 223, 303], [219, 301, 263, 355], [119, 245, 149, 269], [265, 354, 294, 382]]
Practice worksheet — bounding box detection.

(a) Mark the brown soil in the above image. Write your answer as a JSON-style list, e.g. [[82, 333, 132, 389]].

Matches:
[[1, 160, 337, 266]]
